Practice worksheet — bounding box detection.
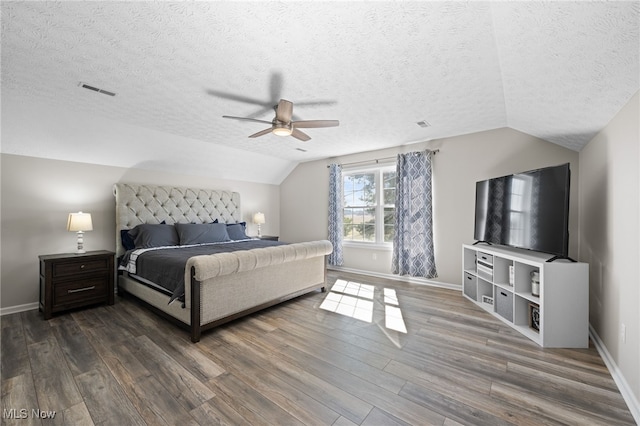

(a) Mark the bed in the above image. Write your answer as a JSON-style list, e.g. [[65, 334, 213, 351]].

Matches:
[[114, 183, 332, 342]]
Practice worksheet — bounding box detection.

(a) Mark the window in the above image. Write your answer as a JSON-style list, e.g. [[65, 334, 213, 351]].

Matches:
[[343, 165, 396, 244]]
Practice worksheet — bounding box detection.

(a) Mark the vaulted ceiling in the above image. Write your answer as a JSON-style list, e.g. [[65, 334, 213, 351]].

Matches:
[[1, 1, 638, 182]]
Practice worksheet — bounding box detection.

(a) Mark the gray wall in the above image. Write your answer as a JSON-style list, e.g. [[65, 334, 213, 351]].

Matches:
[[0, 154, 280, 309], [280, 127, 581, 285], [579, 92, 639, 413]]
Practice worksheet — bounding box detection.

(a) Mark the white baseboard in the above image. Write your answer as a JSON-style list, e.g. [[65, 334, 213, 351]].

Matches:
[[0, 302, 39, 316], [589, 324, 640, 424], [327, 265, 461, 291]]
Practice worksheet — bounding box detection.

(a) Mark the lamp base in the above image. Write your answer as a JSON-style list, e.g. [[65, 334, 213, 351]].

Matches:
[[76, 231, 86, 254], [257, 224, 262, 238]]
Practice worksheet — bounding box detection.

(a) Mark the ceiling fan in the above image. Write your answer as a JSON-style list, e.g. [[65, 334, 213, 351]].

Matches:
[[222, 99, 339, 142], [208, 72, 336, 120]]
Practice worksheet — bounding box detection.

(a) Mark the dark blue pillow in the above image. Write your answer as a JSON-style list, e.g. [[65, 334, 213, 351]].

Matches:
[[175, 223, 230, 245], [120, 229, 135, 251], [227, 223, 249, 240], [128, 223, 179, 248]]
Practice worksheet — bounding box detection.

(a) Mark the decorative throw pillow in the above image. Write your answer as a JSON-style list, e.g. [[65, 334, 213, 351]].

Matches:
[[128, 223, 179, 248], [175, 223, 230, 245], [226, 222, 249, 240]]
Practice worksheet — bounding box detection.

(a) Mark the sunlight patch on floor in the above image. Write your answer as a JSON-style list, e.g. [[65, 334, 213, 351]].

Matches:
[[320, 279, 407, 333], [331, 279, 375, 299], [319, 280, 374, 323], [382, 288, 407, 333]]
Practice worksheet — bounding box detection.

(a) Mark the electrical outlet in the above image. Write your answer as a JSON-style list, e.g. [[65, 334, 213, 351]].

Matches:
[[621, 323, 626, 344], [372, 253, 377, 260]]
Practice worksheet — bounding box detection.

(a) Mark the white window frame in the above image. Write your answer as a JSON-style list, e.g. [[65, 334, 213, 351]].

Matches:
[[342, 163, 396, 247]]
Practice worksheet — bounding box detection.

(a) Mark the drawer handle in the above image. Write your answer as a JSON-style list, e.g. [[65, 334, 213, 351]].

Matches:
[[68, 286, 95, 294], [80, 264, 85, 269]]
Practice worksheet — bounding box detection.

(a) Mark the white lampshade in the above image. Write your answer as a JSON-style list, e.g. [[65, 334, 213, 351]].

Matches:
[[253, 212, 265, 224], [67, 212, 93, 232], [67, 212, 92, 253]]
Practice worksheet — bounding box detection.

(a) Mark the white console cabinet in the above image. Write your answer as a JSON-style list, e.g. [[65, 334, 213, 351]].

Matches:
[[462, 244, 589, 348]]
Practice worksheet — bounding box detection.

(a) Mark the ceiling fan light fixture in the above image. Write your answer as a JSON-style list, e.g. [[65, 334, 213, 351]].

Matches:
[[272, 123, 293, 136]]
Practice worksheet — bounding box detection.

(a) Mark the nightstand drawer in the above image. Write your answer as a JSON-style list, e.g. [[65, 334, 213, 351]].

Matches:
[[52, 257, 110, 277], [54, 276, 108, 306]]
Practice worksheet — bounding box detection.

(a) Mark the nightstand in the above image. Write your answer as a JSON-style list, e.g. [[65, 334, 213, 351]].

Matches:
[[255, 235, 279, 241], [39, 250, 115, 320]]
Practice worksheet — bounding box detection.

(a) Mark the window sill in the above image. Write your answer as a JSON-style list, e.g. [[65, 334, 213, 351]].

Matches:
[[343, 241, 393, 251]]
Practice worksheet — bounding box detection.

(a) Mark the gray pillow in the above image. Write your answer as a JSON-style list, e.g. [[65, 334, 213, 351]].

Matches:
[[227, 223, 249, 240], [129, 224, 179, 248], [175, 223, 230, 245]]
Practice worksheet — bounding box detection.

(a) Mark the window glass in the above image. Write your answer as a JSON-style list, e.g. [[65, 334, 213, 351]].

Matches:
[[343, 167, 395, 244]]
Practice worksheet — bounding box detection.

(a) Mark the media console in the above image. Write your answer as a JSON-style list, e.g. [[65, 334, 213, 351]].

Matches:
[[462, 244, 589, 348]]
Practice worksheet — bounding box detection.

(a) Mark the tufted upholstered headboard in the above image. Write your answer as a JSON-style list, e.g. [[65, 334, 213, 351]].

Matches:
[[113, 183, 242, 257]]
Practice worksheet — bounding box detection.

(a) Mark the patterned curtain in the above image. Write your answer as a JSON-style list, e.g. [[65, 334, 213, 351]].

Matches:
[[392, 151, 437, 278], [327, 164, 344, 266]]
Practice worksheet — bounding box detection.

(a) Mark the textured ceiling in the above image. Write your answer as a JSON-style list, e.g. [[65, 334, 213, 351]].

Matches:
[[1, 1, 639, 173]]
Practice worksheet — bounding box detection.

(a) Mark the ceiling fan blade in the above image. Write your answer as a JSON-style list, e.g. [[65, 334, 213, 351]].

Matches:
[[244, 106, 275, 119], [276, 99, 293, 123], [288, 100, 337, 121], [293, 100, 337, 107], [269, 72, 283, 104], [292, 120, 339, 128], [207, 90, 270, 107], [248, 128, 274, 138], [222, 115, 273, 125], [291, 128, 311, 141]]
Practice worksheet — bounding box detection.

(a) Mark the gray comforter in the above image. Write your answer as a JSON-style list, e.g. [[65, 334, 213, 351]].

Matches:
[[120, 240, 283, 303]]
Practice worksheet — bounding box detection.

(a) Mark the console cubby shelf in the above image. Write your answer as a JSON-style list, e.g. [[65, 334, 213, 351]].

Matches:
[[462, 244, 589, 348]]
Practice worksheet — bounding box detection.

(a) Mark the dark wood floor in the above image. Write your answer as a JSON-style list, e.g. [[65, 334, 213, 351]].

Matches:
[[1, 271, 635, 425]]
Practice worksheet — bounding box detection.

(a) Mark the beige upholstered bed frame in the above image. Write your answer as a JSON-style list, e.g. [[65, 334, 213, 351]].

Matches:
[[113, 183, 332, 342]]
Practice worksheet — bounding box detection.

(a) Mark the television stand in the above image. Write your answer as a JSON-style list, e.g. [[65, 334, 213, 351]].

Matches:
[[462, 244, 588, 348]]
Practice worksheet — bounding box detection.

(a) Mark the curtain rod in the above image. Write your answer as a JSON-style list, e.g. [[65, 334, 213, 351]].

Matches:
[[327, 149, 439, 168]]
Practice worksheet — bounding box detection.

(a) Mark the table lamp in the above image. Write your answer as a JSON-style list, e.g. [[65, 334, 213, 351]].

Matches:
[[253, 212, 265, 237], [67, 212, 93, 253]]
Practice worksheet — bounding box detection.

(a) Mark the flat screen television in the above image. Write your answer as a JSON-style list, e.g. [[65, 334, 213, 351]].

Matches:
[[474, 163, 571, 260]]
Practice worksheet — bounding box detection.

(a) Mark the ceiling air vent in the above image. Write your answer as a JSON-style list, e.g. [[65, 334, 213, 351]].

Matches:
[[416, 120, 431, 128], [78, 82, 116, 97]]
